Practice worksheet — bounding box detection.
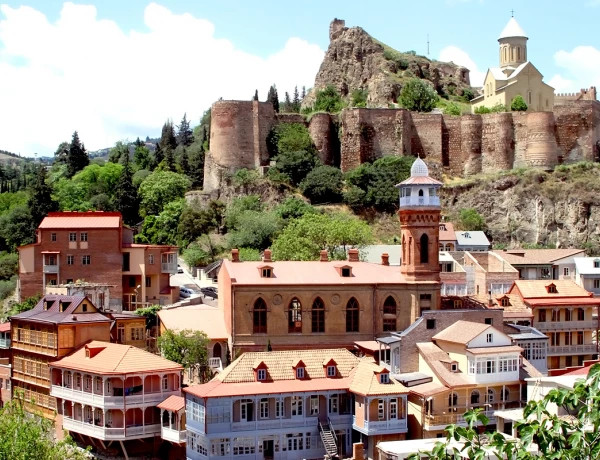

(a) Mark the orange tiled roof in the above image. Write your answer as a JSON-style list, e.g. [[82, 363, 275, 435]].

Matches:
[[38, 212, 121, 229], [439, 222, 456, 242], [157, 305, 228, 340], [492, 249, 585, 266], [0, 323, 10, 333], [157, 395, 184, 412], [50, 341, 182, 374], [432, 321, 492, 345], [416, 342, 473, 389], [348, 361, 408, 396], [511, 280, 592, 298], [466, 345, 523, 355]]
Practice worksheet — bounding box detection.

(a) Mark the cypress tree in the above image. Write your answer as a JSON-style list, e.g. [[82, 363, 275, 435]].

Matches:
[[28, 165, 58, 227], [114, 153, 139, 226], [164, 148, 176, 172], [292, 86, 300, 112], [160, 121, 177, 151], [253, 90, 259, 101], [66, 131, 89, 178], [301, 86, 306, 100], [284, 92, 291, 112], [266, 85, 280, 113], [180, 149, 190, 176], [176, 113, 194, 147]]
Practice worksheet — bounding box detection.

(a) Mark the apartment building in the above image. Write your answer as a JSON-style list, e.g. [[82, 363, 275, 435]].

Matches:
[[184, 349, 410, 460], [492, 249, 585, 281], [574, 257, 600, 296], [18, 211, 179, 311], [49, 341, 183, 458], [10, 295, 112, 417]]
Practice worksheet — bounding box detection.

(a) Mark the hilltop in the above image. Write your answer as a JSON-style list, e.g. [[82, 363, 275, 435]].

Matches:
[[302, 19, 476, 109]]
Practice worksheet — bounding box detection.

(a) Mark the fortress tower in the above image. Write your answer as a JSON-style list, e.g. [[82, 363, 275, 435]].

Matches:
[[498, 17, 527, 69], [396, 158, 442, 283]]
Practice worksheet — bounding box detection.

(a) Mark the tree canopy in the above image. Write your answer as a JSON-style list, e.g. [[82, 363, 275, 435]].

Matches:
[[399, 78, 438, 112], [158, 329, 211, 382], [137, 170, 191, 217]]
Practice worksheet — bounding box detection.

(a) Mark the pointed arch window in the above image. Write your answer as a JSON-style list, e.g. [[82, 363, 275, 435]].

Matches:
[[420, 234, 429, 264], [288, 298, 302, 333], [253, 298, 267, 334], [312, 297, 325, 333], [346, 297, 359, 333], [383, 296, 397, 332], [471, 390, 480, 405]]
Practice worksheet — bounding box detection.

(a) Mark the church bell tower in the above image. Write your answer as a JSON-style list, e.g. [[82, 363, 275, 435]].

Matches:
[[397, 158, 442, 282]]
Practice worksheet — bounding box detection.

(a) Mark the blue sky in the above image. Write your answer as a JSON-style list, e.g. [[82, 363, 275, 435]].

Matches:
[[0, 0, 598, 155]]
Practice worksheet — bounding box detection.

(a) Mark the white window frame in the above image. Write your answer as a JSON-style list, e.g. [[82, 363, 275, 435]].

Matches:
[[310, 395, 319, 415], [378, 399, 385, 420], [390, 398, 398, 419], [296, 367, 304, 379], [162, 375, 168, 390], [260, 399, 269, 419], [486, 333, 493, 343], [275, 399, 283, 418], [291, 396, 303, 417], [257, 369, 266, 381], [327, 365, 336, 377], [380, 373, 390, 384]]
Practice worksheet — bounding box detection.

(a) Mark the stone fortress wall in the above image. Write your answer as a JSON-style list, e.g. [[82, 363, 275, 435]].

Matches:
[[204, 99, 600, 191]]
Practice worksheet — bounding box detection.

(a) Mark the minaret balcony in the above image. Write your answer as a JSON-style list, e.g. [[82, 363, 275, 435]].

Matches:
[[400, 196, 440, 207]]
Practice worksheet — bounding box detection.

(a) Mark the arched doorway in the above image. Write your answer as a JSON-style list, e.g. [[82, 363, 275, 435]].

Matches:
[[213, 342, 222, 359]]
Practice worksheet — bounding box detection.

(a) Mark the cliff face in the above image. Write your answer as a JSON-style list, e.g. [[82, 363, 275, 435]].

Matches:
[[303, 18, 473, 109], [441, 166, 600, 250]]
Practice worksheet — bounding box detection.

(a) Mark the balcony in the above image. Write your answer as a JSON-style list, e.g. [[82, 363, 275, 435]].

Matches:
[[548, 344, 597, 356], [536, 320, 597, 331], [0, 337, 10, 348], [62, 417, 161, 440], [231, 417, 317, 432], [352, 416, 407, 435], [209, 357, 222, 370], [161, 426, 187, 444], [161, 263, 177, 274], [424, 410, 495, 429], [43, 264, 59, 274], [399, 196, 440, 208], [51, 385, 181, 408]]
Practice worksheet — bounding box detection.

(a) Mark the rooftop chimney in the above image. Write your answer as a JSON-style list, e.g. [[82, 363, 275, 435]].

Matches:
[[348, 249, 359, 262], [488, 290, 494, 307], [381, 253, 390, 266], [320, 250, 329, 262], [231, 249, 240, 263], [263, 249, 272, 263]]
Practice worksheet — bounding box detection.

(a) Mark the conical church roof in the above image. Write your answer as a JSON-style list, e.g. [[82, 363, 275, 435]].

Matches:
[[498, 17, 527, 40]]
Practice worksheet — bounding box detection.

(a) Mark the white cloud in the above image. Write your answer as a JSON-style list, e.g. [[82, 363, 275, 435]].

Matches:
[[586, 0, 600, 6], [0, 3, 325, 155], [547, 46, 600, 93], [438, 45, 486, 87]]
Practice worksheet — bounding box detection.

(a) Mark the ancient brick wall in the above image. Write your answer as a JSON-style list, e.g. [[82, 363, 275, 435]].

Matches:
[[512, 112, 528, 168], [554, 101, 600, 163], [460, 115, 482, 175], [411, 114, 443, 163], [441, 116, 462, 174], [482, 113, 515, 173], [525, 112, 558, 169], [308, 113, 339, 166]]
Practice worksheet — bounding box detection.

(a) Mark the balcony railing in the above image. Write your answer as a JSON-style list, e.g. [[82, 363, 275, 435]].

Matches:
[[209, 358, 222, 370], [62, 417, 161, 440], [161, 263, 177, 274], [161, 426, 187, 443], [51, 385, 181, 408], [548, 344, 597, 355], [43, 264, 59, 274], [352, 416, 407, 434], [399, 196, 440, 208], [231, 417, 317, 432], [536, 320, 597, 331], [0, 337, 10, 348]]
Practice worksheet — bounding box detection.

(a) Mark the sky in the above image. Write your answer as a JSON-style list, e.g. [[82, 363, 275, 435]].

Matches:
[[0, 0, 599, 156]]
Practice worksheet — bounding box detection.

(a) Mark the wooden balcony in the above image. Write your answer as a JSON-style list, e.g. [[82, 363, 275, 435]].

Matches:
[[161, 426, 186, 444], [51, 384, 181, 408], [352, 416, 407, 435], [63, 417, 161, 440], [161, 263, 177, 274], [536, 320, 597, 331], [548, 344, 597, 356]]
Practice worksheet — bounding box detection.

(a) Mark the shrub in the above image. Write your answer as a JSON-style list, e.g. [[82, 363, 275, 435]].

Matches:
[[510, 95, 528, 112], [457, 208, 486, 231], [312, 85, 345, 113], [490, 102, 507, 113], [238, 248, 261, 261], [351, 89, 368, 108], [444, 102, 462, 116], [300, 166, 344, 204], [398, 79, 438, 112], [232, 168, 260, 188], [274, 197, 317, 221], [267, 123, 314, 158], [474, 106, 491, 114], [461, 89, 475, 101], [271, 150, 319, 186]]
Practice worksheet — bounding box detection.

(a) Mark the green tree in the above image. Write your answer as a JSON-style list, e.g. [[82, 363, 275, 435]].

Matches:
[[283, 91, 292, 112], [134, 304, 162, 328], [267, 123, 315, 158], [274, 197, 317, 221], [114, 153, 139, 226], [27, 165, 58, 227], [176, 113, 194, 147], [312, 85, 344, 113], [108, 141, 130, 164], [53, 141, 70, 165], [138, 171, 191, 217], [6, 294, 41, 318], [300, 165, 344, 204], [181, 244, 210, 267], [177, 204, 218, 248], [0, 252, 18, 281], [135, 199, 186, 245], [0, 205, 35, 250], [253, 89, 259, 101], [351, 88, 368, 108], [158, 329, 211, 382], [292, 86, 301, 112], [134, 145, 151, 170], [225, 195, 264, 230], [179, 149, 191, 176], [457, 208, 486, 231], [238, 247, 261, 261], [267, 84, 280, 112], [66, 131, 89, 178], [227, 211, 281, 250], [272, 150, 319, 186], [511, 94, 528, 111], [399, 79, 438, 112]]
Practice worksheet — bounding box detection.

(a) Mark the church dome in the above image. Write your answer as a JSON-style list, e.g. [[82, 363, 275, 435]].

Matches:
[[411, 157, 429, 177], [498, 17, 527, 40]]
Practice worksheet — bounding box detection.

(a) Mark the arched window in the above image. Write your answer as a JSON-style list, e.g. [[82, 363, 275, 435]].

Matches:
[[517, 46, 521, 60], [420, 234, 429, 264], [312, 297, 325, 333], [486, 388, 495, 404], [383, 296, 397, 332], [448, 392, 458, 412], [578, 308, 585, 321], [346, 297, 359, 333], [253, 298, 267, 334], [471, 390, 480, 405], [288, 298, 302, 333], [418, 189, 424, 196], [501, 388, 510, 402]]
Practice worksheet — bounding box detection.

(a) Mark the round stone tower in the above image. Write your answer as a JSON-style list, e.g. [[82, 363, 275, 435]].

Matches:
[[525, 112, 558, 170], [396, 158, 442, 283], [461, 114, 483, 175], [498, 17, 528, 69]]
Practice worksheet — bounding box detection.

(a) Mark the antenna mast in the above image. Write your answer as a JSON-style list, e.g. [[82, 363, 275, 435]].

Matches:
[[427, 34, 430, 55]]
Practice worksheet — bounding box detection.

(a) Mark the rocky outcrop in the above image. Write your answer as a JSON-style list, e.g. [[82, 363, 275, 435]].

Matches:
[[303, 19, 473, 109]]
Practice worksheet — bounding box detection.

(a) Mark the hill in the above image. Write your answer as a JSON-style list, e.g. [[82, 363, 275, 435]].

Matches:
[[303, 18, 475, 109]]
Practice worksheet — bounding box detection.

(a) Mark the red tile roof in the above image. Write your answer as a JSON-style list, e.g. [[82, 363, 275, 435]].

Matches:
[[0, 323, 10, 333], [492, 249, 585, 265], [39, 212, 121, 229], [50, 341, 183, 374], [439, 222, 456, 242], [157, 395, 185, 412], [12, 295, 112, 325], [512, 280, 592, 298]]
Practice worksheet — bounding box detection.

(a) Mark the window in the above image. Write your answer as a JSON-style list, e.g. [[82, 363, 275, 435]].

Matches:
[[129, 276, 136, 288], [66, 255, 74, 265], [500, 297, 510, 307], [296, 367, 305, 379], [420, 234, 429, 264], [426, 318, 436, 329], [149, 254, 154, 265], [69, 232, 77, 242], [82, 303, 87, 312], [253, 298, 267, 334], [260, 399, 269, 419], [565, 332, 572, 346], [66, 279, 73, 284], [486, 333, 493, 343], [383, 296, 397, 332], [390, 399, 398, 419], [551, 309, 559, 322], [578, 308, 585, 321], [233, 437, 255, 455], [486, 389, 495, 403], [285, 433, 303, 451], [288, 298, 302, 333], [80, 232, 88, 242], [539, 309, 546, 322], [528, 91, 532, 105], [310, 395, 319, 415], [565, 309, 572, 321], [341, 267, 351, 277], [329, 394, 339, 414], [378, 399, 385, 420], [131, 327, 144, 341], [453, 299, 463, 308], [577, 331, 584, 345], [122, 253, 130, 271], [162, 375, 168, 390], [547, 284, 558, 294], [82, 255, 90, 265], [499, 357, 518, 372], [486, 359, 496, 374], [595, 279, 600, 289], [550, 333, 558, 346], [275, 399, 283, 418], [95, 377, 101, 392], [51, 233, 57, 242], [211, 438, 230, 456], [145, 276, 151, 288], [261, 268, 272, 278], [312, 297, 325, 333], [380, 373, 390, 384], [451, 363, 458, 372], [485, 318, 493, 325], [257, 369, 266, 381], [563, 267, 569, 276], [291, 396, 303, 416], [566, 356, 573, 367], [345, 297, 359, 332], [85, 376, 92, 390], [471, 390, 480, 405], [327, 365, 336, 377]]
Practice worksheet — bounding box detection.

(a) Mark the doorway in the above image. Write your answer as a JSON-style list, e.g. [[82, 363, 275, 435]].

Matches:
[[213, 342, 222, 359], [263, 440, 274, 459], [336, 431, 346, 457], [240, 399, 254, 422]]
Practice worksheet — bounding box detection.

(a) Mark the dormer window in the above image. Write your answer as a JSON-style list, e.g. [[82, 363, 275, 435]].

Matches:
[[380, 373, 390, 384], [327, 365, 336, 377], [262, 268, 272, 278], [257, 369, 267, 381], [296, 367, 305, 379], [440, 224, 446, 231], [451, 363, 458, 372], [500, 296, 511, 307], [546, 283, 558, 294], [85, 349, 90, 358], [341, 268, 351, 277]]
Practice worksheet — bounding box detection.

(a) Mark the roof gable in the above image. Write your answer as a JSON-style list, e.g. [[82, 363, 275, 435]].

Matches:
[[432, 320, 492, 345]]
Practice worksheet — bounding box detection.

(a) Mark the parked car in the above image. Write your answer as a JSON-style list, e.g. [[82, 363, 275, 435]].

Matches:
[[177, 265, 184, 274], [201, 288, 218, 300], [179, 287, 194, 298]]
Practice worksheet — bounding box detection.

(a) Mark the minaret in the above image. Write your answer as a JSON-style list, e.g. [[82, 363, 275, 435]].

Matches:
[[396, 158, 442, 282], [498, 17, 528, 69]]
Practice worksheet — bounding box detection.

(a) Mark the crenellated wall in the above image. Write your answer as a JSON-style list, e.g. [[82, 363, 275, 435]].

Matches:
[[204, 99, 600, 191]]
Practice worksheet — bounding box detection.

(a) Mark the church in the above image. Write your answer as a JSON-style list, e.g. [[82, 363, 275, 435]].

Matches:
[[471, 17, 555, 112]]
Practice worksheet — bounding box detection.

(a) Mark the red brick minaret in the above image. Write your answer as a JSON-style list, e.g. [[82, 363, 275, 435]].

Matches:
[[397, 158, 442, 282]]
